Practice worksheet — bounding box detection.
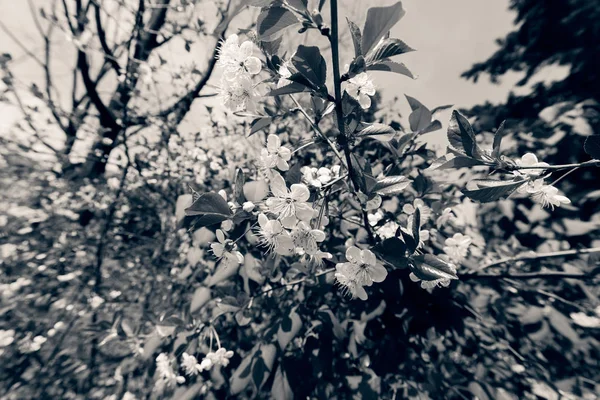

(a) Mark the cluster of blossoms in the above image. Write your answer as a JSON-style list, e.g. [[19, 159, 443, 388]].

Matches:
[[155, 353, 186, 392], [514, 153, 571, 209], [216, 34, 261, 112], [301, 165, 341, 188], [335, 246, 388, 300], [443, 233, 472, 263], [180, 347, 234, 376]]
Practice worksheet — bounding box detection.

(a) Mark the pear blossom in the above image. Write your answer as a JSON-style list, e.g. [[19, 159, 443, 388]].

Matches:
[[265, 174, 314, 228], [210, 229, 244, 266], [218, 75, 257, 112], [443, 233, 472, 262], [217, 34, 262, 81], [291, 221, 326, 255], [257, 213, 295, 255], [345, 72, 376, 109], [336, 246, 387, 289], [519, 179, 571, 209], [199, 347, 234, 371], [260, 134, 292, 171], [181, 352, 202, 376], [514, 153, 549, 176]]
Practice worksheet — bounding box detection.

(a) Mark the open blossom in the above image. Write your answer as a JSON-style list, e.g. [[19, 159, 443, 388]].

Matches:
[[514, 153, 549, 176], [155, 353, 185, 391], [301, 166, 340, 188], [0, 329, 15, 347], [291, 221, 326, 255], [257, 213, 295, 255], [218, 75, 257, 112], [181, 352, 202, 376], [345, 72, 376, 109], [409, 271, 455, 289], [519, 179, 571, 209], [335, 247, 387, 300], [211, 229, 244, 266], [260, 134, 292, 171], [199, 347, 234, 371], [443, 233, 472, 262], [217, 34, 262, 81], [265, 174, 314, 228], [402, 199, 432, 222]]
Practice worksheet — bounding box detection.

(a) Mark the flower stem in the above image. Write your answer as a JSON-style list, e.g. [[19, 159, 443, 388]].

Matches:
[[515, 159, 600, 170], [328, 0, 375, 245]]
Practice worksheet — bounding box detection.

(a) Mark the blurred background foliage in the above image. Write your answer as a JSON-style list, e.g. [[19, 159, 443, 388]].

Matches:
[[0, 0, 599, 399]]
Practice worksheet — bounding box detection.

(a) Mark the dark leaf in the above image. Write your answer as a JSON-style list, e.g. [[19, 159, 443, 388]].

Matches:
[[366, 60, 414, 79], [372, 175, 410, 195], [431, 104, 453, 115], [184, 192, 232, 227], [257, 6, 300, 41], [285, 0, 307, 11], [233, 168, 245, 204], [247, 0, 274, 6], [361, 2, 406, 55], [409, 106, 432, 132], [281, 315, 292, 332], [356, 123, 396, 141], [400, 229, 417, 254], [584, 135, 600, 159], [268, 81, 311, 96], [373, 237, 408, 268], [347, 18, 362, 57], [411, 207, 420, 245], [252, 356, 269, 389], [405, 94, 425, 112], [418, 120, 442, 135], [429, 155, 486, 170], [447, 110, 482, 158], [462, 179, 526, 202], [291, 45, 327, 88], [250, 117, 273, 135], [411, 254, 458, 281], [492, 120, 506, 159], [367, 38, 414, 63]]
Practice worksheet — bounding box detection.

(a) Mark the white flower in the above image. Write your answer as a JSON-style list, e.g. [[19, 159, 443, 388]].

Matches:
[[260, 134, 292, 171], [335, 246, 387, 294], [402, 199, 432, 222], [210, 229, 244, 266], [443, 233, 472, 262], [217, 34, 262, 81], [515, 153, 549, 176], [522, 179, 571, 210], [345, 72, 376, 109], [265, 174, 314, 228], [436, 207, 455, 228], [376, 221, 399, 239], [242, 201, 255, 212], [291, 221, 326, 256], [0, 329, 15, 347], [277, 61, 293, 88], [19, 334, 46, 353], [409, 272, 454, 289], [89, 295, 105, 309], [181, 352, 202, 376], [335, 263, 368, 300], [301, 166, 336, 188], [155, 353, 185, 391], [199, 347, 234, 371], [570, 312, 600, 328], [257, 213, 295, 255], [218, 75, 257, 112], [122, 393, 137, 400]]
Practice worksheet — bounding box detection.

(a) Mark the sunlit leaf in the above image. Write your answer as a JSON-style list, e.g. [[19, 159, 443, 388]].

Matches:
[[361, 2, 406, 55], [257, 6, 300, 41]]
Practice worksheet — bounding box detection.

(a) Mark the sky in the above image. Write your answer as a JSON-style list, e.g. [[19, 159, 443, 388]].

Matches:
[[0, 0, 568, 157]]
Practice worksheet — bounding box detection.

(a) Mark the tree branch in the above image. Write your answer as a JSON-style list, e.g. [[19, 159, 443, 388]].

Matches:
[[93, 1, 122, 75]]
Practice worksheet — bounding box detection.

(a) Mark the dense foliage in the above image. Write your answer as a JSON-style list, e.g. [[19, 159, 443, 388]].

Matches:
[[1, 1, 599, 399]]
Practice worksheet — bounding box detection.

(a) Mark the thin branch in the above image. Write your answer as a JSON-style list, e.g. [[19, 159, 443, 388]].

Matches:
[[0, 20, 44, 66], [513, 159, 600, 171], [93, 1, 122, 75], [463, 271, 598, 280]]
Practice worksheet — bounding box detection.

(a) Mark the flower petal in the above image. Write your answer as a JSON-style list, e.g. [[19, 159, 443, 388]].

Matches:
[[369, 263, 388, 283], [270, 173, 288, 198], [267, 134, 280, 153], [244, 56, 262, 75], [359, 93, 371, 109], [216, 229, 225, 243], [346, 246, 361, 263], [290, 184, 310, 202], [295, 203, 314, 222]]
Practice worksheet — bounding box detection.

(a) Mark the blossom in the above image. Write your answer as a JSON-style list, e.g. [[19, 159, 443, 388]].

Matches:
[[218, 75, 257, 112], [199, 347, 234, 371], [409, 270, 455, 289], [210, 229, 244, 266], [436, 207, 455, 228], [257, 213, 295, 255], [0, 329, 15, 347], [443, 233, 472, 262], [301, 166, 338, 188], [519, 179, 571, 209], [265, 174, 314, 228], [18, 334, 46, 353], [335, 263, 368, 300], [291, 221, 326, 255], [277, 61, 293, 88], [345, 72, 376, 109], [155, 353, 185, 391], [335, 246, 387, 291], [570, 312, 600, 328], [181, 352, 202, 376], [514, 153, 549, 176], [217, 34, 262, 81], [260, 134, 292, 171], [402, 199, 432, 222]]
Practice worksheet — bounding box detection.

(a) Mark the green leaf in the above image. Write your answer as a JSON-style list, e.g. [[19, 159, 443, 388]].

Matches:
[[405, 94, 425, 112], [409, 106, 432, 132], [411, 207, 421, 245], [367, 38, 414, 63], [418, 120, 442, 135], [257, 6, 300, 41], [462, 179, 526, 203], [366, 60, 414, 79], [584, 135, 600, 159], [268, 81, 311, 96], [447, 110, 483, 159], [361, 2, 406, 56], [252, 356, 269, 389], [271, 366, 293, 400], [429, 154, 486, 170], [492, 120, 506, 159], [411, 254, 458, 281], [184, 192, 232, 227], [373, 237, 408, 268], [292, 45, 327, 88], [356, 123, 396, 141], [250, 117, 272, 135], [247, 0, 274, 6], [400, 229, 417, 254], [233, 168, 245, 204], [347, 18, 362, 57], [372, 175, 410, 195], [285, 0, 307, 11]]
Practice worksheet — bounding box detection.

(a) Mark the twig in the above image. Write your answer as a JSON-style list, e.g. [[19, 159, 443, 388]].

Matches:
[[513, 159, 599, 171], [254, 267, 336, 298], [463, 271, 598, 281], [469, 247, 600, 272]]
